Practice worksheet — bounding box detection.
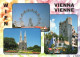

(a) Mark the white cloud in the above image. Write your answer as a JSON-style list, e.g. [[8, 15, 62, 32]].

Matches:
[[52, 19, 55, 22], [50, 19, 57, 32], [78, 16, 80, 26]]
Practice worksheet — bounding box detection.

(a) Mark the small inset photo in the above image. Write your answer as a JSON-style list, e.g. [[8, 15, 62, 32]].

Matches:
[[12, 3, 50, 32], [44, 14, 78, 54], [4, 28, 41, 54]]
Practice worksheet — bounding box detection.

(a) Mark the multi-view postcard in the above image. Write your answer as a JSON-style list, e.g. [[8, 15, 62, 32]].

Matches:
[[12, 3, 50, 32], [44, 14, 78, 54], [4, 28, 41, 54]]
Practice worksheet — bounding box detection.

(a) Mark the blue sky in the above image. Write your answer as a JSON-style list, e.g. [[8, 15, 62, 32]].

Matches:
[[12, 3, 50, 28], [4, 28, 41, 47], [50, 14, 78, 35]]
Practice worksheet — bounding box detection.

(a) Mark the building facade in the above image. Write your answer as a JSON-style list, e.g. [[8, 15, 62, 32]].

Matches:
[[72, 26, 78, 47], [18, 31, 27, 50], [59, 17, 72, 45], [48, 37, 56, 48]]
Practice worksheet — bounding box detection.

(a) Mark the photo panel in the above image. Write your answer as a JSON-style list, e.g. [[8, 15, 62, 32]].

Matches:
[[12, 3, 50, 32], [44, 14, 78, 54], [4, 28, 41, 54]]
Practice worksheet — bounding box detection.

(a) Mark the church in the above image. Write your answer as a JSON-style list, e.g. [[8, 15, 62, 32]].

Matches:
[[18, 31, 27, 50]]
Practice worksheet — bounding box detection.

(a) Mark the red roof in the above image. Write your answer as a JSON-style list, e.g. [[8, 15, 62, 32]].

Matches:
[[22, 26, 47, 29], [35, 26, 47, 29], [34, 26, 42, 28]]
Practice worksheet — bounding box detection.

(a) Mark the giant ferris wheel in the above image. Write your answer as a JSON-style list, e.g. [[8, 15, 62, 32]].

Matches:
[[14, 9, 41, 27]]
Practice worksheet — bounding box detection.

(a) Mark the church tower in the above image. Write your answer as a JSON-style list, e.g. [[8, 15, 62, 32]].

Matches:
[[19, 31, 27, 51]]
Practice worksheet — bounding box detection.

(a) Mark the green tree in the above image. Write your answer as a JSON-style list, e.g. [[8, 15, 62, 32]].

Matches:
[[44, 45, 49, 54], [53, 33, 58, 38], [45, 32, 58, 41], [48, 33, 53, 40], [45, 33, 53, 40], [27, 45, 41, 52], [63, 45, 78, 54], [33, 45, 41, 52], [51, 44, 55, 48], [4, 37, 18, 51], [27, 47, 33, 50], [72, 47, 78, 54], [63, 45, 72, 54]]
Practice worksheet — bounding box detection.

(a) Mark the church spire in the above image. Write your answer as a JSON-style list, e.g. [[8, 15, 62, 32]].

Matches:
[[20, 31, 22, 42], [24, 31, 26, 43]]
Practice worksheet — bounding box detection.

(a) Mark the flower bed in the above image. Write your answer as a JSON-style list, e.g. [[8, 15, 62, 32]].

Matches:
[[4, 50, 18, 53], [4, 50, 40, 54], [19, 51, 40, 54], [32, 52, 40, 54], [19, 51, 32, 54]]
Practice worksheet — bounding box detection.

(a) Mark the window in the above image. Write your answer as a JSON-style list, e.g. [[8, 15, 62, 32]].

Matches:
[[59, 43, 61, 46]]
